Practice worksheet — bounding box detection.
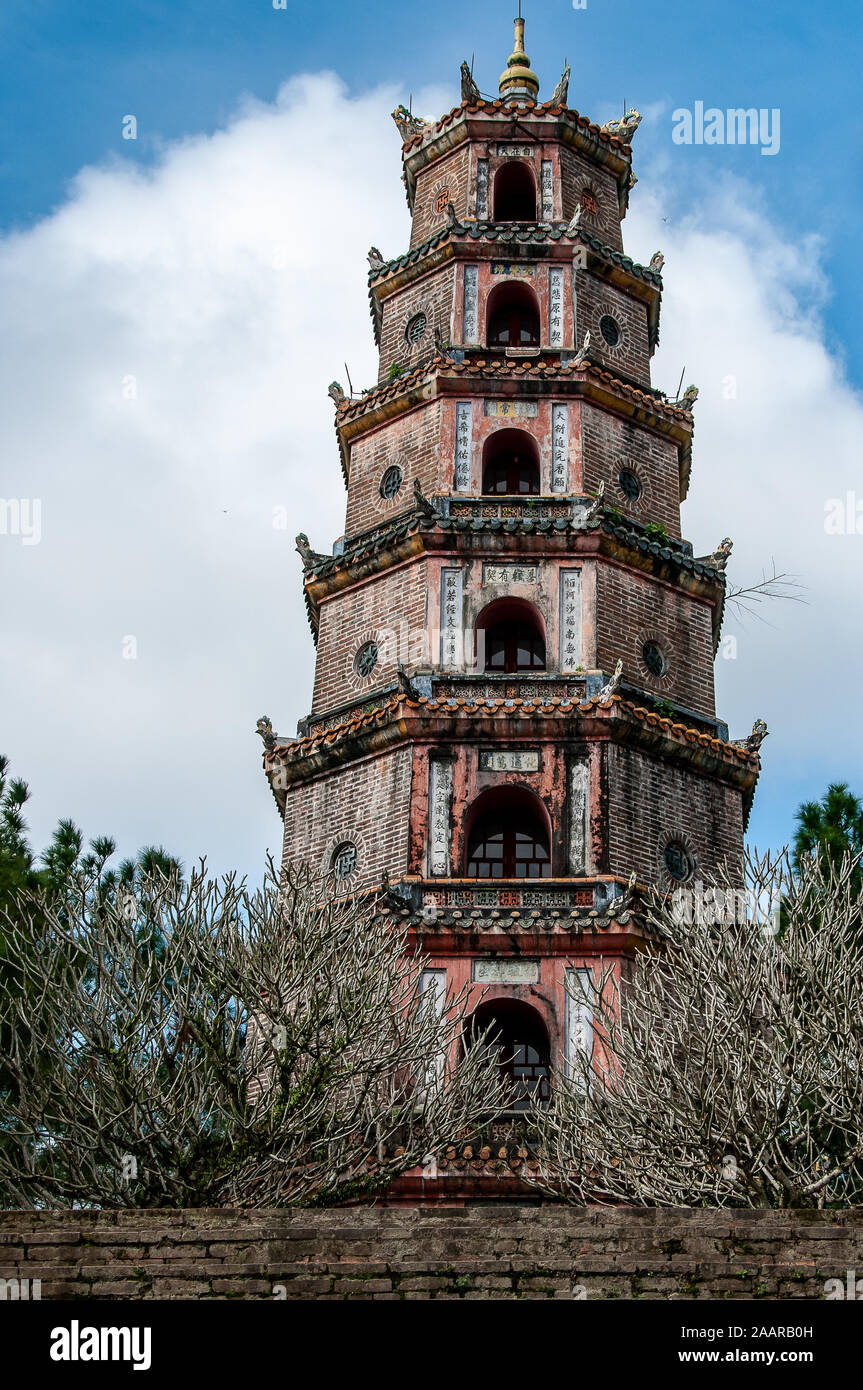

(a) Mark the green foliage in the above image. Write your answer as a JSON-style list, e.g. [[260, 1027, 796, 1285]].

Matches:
[[0, 756, 39, 914], [651, 700, 677, 720], [793, 782, 863, 877], [645, 521, 669, 542], [0, 754, 182, 1108], [388, 361, 404, 380]]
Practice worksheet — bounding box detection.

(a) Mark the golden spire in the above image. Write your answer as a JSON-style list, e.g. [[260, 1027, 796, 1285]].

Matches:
[[499, 11, 540, 102]]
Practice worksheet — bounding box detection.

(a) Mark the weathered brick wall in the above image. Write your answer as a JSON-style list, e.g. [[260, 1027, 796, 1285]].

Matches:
[[377, 268, 456, 383], [311, 560, 427, 715], [595, 562, 717, 717], [576, 275, 651, 386], [604, 744, 745, 883], [559, 147, 623, 250], [346, 402, 442, 539], [411, 144, 473, 248], [282, 746, 413, 888], [579, 402, 682, 537], [1, 1208, 858, 1300]]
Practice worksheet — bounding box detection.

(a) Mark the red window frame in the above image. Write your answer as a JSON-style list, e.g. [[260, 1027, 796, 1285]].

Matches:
[[466, 816, 551, 879], [488, 307, 540, 348], [482, 454, 540, 495], [484, 623, 545, 674]]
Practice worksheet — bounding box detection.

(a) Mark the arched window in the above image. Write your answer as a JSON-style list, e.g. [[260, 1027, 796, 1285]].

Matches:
[[486, 282, 540, 349], [465, 786, 552, 879], [493, 161, 537, 221], [467, 999, 551, 1112], [482, 427, 540, 495], [476, 597, 546, 674], [486, 623, 545, 673]]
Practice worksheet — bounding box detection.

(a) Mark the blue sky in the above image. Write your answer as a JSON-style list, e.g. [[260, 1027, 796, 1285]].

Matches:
[[2, 0, 862, 877], [3, 0, 861, 381]]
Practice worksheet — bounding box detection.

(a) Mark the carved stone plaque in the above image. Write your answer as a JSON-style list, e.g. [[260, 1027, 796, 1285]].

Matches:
[[551, 402, 569, 492], [472, 959, 540, 985], [569, 758, 590, 875], [476, 160, 489, 219], [479, 750, 540, 773], [483, 563, 540, 585], [463, 265, 479, 342], [440, 567, 464, 668], [429, 759, 453, 876], [484, 399, 537, 418], [559, 568, 582, 670], [549, 266, 564, 347], [454, 401, 472, 491], [541, 160, 554, 220], [490, 262, 535, 278]]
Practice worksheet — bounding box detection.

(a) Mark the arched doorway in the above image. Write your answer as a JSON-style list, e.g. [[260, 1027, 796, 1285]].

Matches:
[[475, 597, 546, 674], [481, 427, 540, 495], [493, 161, 537, 221], [465, 784, 552, 879], [467, 998, 551, 1112], [486, 281, 540, 349]]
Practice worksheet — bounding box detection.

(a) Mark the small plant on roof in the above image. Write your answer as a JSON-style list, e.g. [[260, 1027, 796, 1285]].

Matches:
[[645, 521, 669, 542], [389, 361, 405, 380]]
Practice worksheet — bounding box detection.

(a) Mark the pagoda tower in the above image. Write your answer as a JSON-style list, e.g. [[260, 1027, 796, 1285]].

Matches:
[[261, 19, 763, 1136]]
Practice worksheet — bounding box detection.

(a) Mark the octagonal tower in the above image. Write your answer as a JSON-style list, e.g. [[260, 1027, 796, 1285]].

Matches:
[[260, 20, 763, 1156]]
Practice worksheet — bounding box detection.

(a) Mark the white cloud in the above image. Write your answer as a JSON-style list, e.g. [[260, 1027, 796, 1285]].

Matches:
[[2, 76, 860, 872], [626, 171, 863, 844]]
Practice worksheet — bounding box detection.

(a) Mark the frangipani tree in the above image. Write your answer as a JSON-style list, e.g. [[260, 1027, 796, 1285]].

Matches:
[[0, 861, 503, 1207], [534, 848, 863, 1207]]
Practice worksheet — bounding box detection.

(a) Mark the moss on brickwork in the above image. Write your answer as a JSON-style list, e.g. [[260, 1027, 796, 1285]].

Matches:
[[2, 1208, 862, 1300]]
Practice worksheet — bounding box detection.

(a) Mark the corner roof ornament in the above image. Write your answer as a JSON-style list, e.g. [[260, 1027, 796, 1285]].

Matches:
[[499, 11, 540, 103]]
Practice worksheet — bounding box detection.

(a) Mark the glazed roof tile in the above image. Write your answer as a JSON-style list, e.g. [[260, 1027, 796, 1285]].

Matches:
[[392, 902, 638, 934], [368, 221, 662, 288], [399, 98, 634, 157], [301, 503, 723, 586], [266, 691, 757, 768], [336, 352, 690, 428]]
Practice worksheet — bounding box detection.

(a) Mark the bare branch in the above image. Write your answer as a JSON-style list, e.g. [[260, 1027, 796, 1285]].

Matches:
[[530, 847, 863, 1207], [725, 562, 807, 625], [0, 861, 504, 1208]]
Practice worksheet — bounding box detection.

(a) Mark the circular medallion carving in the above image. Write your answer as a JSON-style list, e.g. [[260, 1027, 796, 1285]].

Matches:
[[346, 628, 388, 693], [594, 299, 629, 354], [635, 627, 674, 689]]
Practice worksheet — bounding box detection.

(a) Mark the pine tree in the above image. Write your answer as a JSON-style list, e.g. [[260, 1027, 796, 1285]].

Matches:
[[793, 782, 863, 879]]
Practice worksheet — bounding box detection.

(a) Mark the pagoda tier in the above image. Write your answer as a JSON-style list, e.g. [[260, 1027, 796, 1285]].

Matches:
[[261, 20, 763, 1142]]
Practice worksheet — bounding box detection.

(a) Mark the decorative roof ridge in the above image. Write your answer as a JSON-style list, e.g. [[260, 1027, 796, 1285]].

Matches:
[[368, 220, 662, 288], [368, 226, 452, 285], [599, 515, 726, 582], [400, 98, 633, 156], [267, 691, 757, 765], [401, 905, 638, 934], [335, 352, 688, 425], [335, 354, 438, 419], [583, 360, 692, 420], [301, 505, 725, 591]]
